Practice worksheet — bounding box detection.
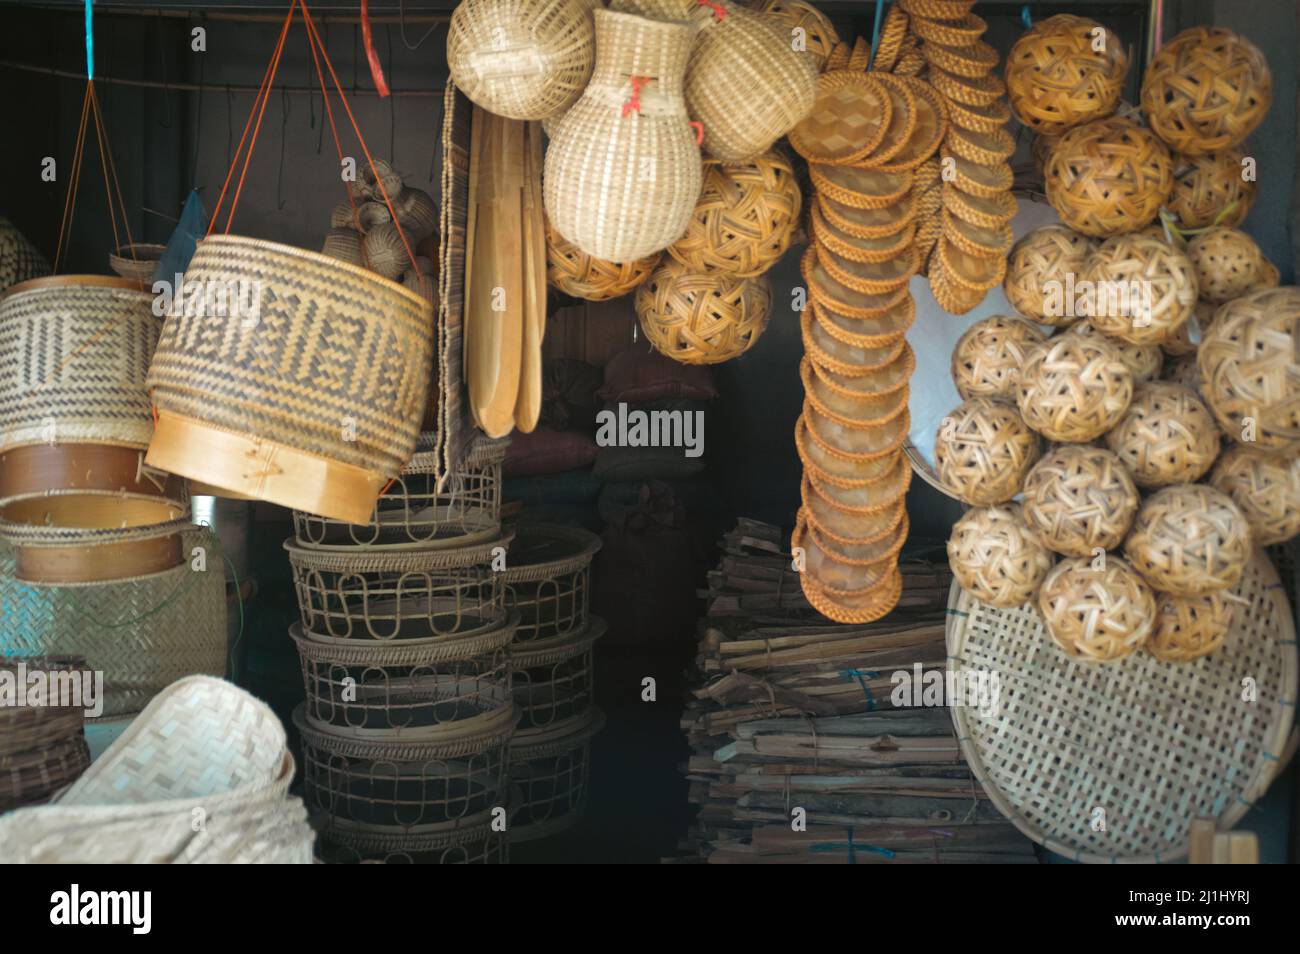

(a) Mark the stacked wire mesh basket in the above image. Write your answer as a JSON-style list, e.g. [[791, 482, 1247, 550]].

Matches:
[[501, 523, 604, 844], [286, 435, 517, 863]]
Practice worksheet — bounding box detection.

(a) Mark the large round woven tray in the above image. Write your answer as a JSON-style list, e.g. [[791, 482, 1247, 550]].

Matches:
[[0, 533, 228, 717], [502, 523, 602, 643], [292, 435, 505, 550], [947, 549, 1296, 863], [509, 707, 605, 843], [144, 234, 434, 524]]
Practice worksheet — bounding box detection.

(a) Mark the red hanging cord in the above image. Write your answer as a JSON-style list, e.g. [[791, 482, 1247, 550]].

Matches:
[[622, 76, 650, 117], [697, 0, 727, 22], [360, 0, 391, 98]]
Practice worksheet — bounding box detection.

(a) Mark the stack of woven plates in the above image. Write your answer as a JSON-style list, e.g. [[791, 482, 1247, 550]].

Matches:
[[893, 0, 1015, 313], [287, 435, 518, 864], [788, 59, 943, 623], [500, 523, 605, 843], [0, 656, 91, 812]]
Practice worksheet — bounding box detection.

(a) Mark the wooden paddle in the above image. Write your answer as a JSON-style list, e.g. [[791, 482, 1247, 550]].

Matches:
[[514, 120, 546, 433], [464, 107, 524, 438]]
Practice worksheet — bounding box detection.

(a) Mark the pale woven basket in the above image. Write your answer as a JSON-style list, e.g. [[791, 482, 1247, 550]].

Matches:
[[544, 10, 702, 262], [0, 676, 315, 863], [948, 549, 1296, 862], [0, 276, 158, 452], [0, 217, 51, 293], [0, 530, 228, 717]]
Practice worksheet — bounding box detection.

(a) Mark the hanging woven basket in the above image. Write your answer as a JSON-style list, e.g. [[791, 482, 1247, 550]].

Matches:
[[544, 10, 701, 262], [144, 235, 434, 524], [0, 276, 159, 453], [635, 259, 772, 365], [0, 217, 51, 293], [1005, 14, 1128, 136], [1141, 26, 1273, 156], [754, 0, 839, 72], [447, 0, 597, 121], [108, 243, 167, 284]]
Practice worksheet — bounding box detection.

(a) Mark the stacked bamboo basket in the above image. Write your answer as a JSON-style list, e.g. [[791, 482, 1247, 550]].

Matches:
[[786, 31, 945, 622], [0, 272, 228, 721], [0, 656, 91, 812], [287, 433, 518, 863], [933, 18, 1299, 860], [677, 519, 1036, 863], [500, 523, 605, 842]]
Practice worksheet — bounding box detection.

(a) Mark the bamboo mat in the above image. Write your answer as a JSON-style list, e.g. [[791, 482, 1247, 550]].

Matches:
[[673, 519, 1037, 864]]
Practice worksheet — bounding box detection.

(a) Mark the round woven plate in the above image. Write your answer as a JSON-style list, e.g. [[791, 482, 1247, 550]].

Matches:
[[948, 549, 1296, 863], [789, 72, 892, 165]]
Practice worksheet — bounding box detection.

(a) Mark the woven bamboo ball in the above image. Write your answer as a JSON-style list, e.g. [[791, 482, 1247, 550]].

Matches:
[[636, 260, 772, 365], [1168, 150, 1257, 229], [359, 158, 404, 203], [1104, 381, 1220, 488], [756, 0, 840, 72], [447, 0, 595, 120], [1005, 14, 1128, 136], [1198, 287, 1300, 452], [1021, 445, 1138, 557], [1148, 590, 1234, 662], [1065, 320, 1162, 382], [950, 315, 1047, 401], [1038, 555, 1156, 662], [1124, 484, 1252, 595], [1044, 117, 1173, 237], [947, 504, 1054, 608], [546, 221, 658, 301], [1208, 444, 1300, 545], [1080, 234, 1197, 346], [1016, 334, 1133, 442], [933, 399, 1040, 506], [1141, 27, 1273, 156], [665, 151, 802, 278], [1004, 225, 1097, 325], [1187, 227, 1264, 304]]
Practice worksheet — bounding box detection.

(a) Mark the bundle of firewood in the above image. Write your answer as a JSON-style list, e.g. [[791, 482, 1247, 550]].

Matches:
[[675, 519, 1037, 864]]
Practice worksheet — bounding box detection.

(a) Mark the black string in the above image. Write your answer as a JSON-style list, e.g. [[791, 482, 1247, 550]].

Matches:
[[190, 39, 204, 187], [277, 87, 290, 210], [398, 0, 441, 50], [156, 12, 173, 129]]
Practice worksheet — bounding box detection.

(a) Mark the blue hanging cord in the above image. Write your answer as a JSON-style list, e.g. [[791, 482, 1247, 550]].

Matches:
[[1021, 4, 1032, 29], [84, 0, 94, 80], [867, 0, 887, 70]]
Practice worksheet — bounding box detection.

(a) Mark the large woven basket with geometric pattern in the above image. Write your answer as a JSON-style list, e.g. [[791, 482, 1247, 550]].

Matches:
[[0, 276, 158, 453], [144, 235, 434, 524], [948, 549, 1296, 862], [0, 217, 51, 294], [0, 531, 228, 718]]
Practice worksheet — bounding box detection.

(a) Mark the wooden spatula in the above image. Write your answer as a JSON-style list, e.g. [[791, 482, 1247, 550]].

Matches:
[[515, 120, 546, 433], [465, 108, 525, 438]]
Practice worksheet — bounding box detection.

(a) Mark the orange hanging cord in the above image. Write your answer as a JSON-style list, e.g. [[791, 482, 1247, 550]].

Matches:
[[205, 0, 423, 292]]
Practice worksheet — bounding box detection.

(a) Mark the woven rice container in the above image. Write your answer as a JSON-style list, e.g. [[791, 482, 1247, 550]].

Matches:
[[681, 0, 817, 162], [1198, 286, 1300, 453], [446, 0, 596, 121], [0, 276, 158, 453], [0, 217, 51, 293], [1141, 27, 1272, 156], [544, 10, 702, 262], [1005, 14, 1128, 136], [144, 235, 433, 524], [0, 532, 227, 718], [1044, 116, 1173, 237]]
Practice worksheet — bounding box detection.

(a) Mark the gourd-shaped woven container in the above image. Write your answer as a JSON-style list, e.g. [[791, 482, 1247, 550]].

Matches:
[[681, 0, 817, 162], [0, 217, 51, 293], [1, 276, 158, 453], [144, 235, 434, 524], [446, 0, 596, 121], [1005, 14, 1128, 136], [544, 10, 701, 262], [1141, 27, 1272, 156], [1044, 117, 1173, 237]]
